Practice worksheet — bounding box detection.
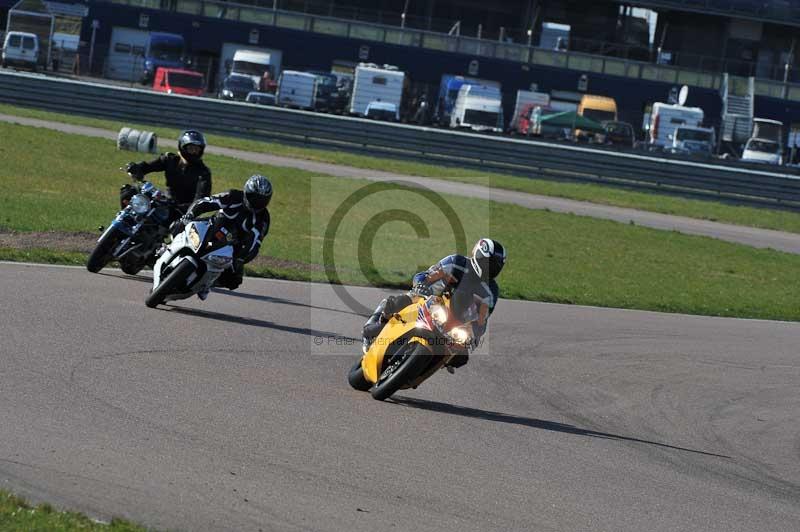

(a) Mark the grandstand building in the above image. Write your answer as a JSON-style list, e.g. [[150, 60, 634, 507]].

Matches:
[[3, 0, 800, 140]]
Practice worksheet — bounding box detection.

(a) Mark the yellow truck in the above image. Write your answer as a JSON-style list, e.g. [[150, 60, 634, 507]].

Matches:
[[577, 95, 618, 141]]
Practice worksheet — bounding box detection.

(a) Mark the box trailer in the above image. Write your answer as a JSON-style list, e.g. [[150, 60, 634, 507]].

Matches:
[[276, 70, 317, 109], [349, 63, 405, 116]]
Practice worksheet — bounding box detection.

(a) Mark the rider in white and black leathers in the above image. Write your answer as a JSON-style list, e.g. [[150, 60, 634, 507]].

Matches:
[[363, 238, 507, 370], [173, 175, 272, 291]]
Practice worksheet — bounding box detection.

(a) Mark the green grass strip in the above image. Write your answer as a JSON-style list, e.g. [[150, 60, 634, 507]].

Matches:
[[2, 121, 800, 321], [2, 102, 800, 234], [0, 489, 149, 531]]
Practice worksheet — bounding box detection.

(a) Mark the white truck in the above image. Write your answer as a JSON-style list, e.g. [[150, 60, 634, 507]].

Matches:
[[648, 102, 704, 149], [450, 84, 504, 133], [509, 90, 550, 131], [349, 63, 405, 117], [218, 44, 283, 90], [276, 70, 317, 109]]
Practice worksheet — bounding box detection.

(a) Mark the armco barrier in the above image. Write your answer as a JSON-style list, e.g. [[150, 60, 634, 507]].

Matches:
[[2, 70, 800, 211]]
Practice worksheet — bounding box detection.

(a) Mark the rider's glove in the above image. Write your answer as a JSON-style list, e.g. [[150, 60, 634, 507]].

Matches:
[[169, 214, 192, 235], [126, 162, 144, 181]]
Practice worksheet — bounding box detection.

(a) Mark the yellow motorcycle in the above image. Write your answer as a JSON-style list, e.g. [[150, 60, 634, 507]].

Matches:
[[348, 294, 477, 401]]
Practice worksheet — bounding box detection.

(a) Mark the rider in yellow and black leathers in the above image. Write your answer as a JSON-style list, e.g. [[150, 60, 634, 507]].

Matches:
[[363, 238, 507, 370]]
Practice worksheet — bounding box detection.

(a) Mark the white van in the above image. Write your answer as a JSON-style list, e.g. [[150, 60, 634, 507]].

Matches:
[[648, 102, 704, 148], [450, 84, 504, 133], [2, 32, 40, 70], [670, 126, 716, 157], [349, 63, 405, 117], [276, 71, 317, 109], [742, 139, 782, 165]]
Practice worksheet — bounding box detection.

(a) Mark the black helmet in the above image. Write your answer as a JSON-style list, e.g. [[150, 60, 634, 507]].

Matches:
[[469, 238, 506, 281], [178, 130, 206, 163], [243, 174, 272, 211]]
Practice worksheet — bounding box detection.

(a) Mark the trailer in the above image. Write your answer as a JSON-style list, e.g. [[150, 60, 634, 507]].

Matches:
[[276, 70, 317, 110], [349, 63, 405, 117], [648, 102, 704, 148]]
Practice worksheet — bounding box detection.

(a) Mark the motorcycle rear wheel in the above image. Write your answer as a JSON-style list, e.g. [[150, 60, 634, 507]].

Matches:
[[145, 260, 194, 308], [348, 359, 371, 391], [86, 227, 123, 273], [370, 343, 431, 401]]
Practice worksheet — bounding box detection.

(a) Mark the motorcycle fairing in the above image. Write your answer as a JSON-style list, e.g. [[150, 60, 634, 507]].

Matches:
[[361, 297, 432, 384]]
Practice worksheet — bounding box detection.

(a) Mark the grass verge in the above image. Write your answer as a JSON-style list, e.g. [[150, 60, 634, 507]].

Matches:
[[2, 121, 800, 321], [2, 102, 800, 234], [0, 489, 148, 531]]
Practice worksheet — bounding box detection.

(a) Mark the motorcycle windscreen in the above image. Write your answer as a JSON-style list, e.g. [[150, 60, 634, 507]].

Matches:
[[361, 300, 426, 384]]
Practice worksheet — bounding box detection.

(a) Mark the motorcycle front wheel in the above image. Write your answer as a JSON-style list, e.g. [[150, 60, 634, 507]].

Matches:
[[145, 260, 194, 308], [370, 343, 432, 401], [86, 227, 124, 273], [348, 358, 371, 391]]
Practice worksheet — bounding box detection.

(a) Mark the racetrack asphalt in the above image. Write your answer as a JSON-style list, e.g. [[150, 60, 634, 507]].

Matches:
[[2, 262, 798, 531], [2, 112, 800, 255]]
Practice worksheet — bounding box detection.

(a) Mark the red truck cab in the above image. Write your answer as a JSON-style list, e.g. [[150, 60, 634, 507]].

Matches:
[[516, 103, 551, 135], [153, 67, 205, 96]]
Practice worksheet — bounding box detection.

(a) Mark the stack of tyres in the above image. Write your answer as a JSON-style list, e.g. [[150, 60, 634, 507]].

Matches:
[[117, 127, 158, 154]]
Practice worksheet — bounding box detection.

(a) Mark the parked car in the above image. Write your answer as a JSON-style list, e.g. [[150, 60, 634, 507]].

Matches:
[[742, 139, 782, 165], [2, 31, 39, 71], [153, 67, 204, 96], [218, 74, 257, 101], [365, 101, 399, 122], [246, 92, 276, 106], [603, 121, 635, 148]]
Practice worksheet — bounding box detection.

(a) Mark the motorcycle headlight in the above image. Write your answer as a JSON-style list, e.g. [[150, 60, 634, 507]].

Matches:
[[449, 326, 472, 346], [430, 303, 448, 325], [188, 225, 202, 251], [130, 194, 151, 214]]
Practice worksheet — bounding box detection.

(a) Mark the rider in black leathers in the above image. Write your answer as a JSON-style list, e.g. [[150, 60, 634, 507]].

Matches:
[[172, 175, 272, 292], [123, 130, 212, 217], [362, 238, 507, 370]]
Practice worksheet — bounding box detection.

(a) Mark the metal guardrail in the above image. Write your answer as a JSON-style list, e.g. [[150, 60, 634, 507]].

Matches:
[[1, 69, 799, 211]]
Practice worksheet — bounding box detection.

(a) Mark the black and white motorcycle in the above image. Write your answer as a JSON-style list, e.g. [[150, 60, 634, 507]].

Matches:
[[145, 219, 235, 308], [87, 178, 174, 275]]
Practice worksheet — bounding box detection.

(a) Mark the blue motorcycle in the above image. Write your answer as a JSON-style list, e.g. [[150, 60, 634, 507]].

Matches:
[[87, 177, 175, 275]]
